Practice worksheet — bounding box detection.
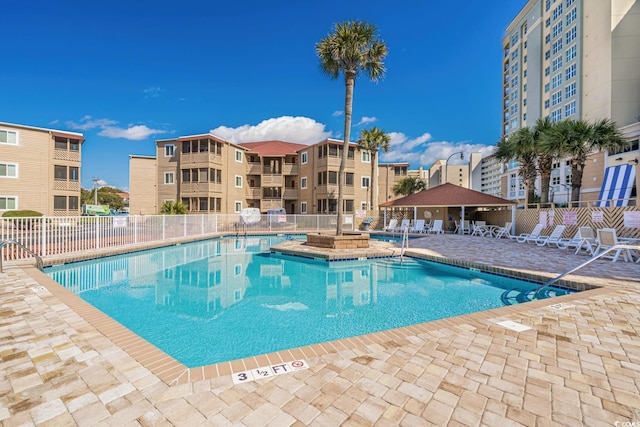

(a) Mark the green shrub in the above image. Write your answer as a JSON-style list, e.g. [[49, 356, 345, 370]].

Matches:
[[2, 210, 43, 218]]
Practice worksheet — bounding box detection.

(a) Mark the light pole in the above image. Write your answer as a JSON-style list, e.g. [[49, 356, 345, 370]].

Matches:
[[444, 152, 464, 185]]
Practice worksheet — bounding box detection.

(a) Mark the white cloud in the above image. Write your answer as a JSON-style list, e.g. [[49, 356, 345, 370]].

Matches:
[[143, 86, 162, 98], [210, 116, 332, 145], [356, 116, 377, 126], [99, 125, 165, 141], [381, 131, 496, 168], [332, 110, 343, 117], [67, 116, 165, 141]]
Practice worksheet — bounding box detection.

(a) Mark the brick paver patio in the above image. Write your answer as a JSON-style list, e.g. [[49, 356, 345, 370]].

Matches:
[[1, 233, 639, 426]]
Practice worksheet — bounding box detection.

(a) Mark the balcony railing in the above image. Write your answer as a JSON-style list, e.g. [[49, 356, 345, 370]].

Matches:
[[53, 149, 80, 162], [53, 179, 81, 191], [180, 182, 223, 193], [262, 175, 283, 186], [282, 163, 298, 175]]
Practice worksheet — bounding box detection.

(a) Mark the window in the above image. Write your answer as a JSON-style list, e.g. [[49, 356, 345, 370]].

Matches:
[[69, 196, 79, 210], [552, 56, 563, 72], [0, 130, 18, 145], [69, 167, 79, 181], [565, 82, 576, 98], [361, 176, 370, 188], [545, 67, 550, 76], [300, 202, 307, 213], [567, 0, 574, 5], [69, 140, 79, 151], [164, 145, 175, 157], [345, 172, 354, 186], [0, 196, 17, 210], [552, 21, 563, 38], [545, 0, 551, 11], [199, 198, 208, 211], [55, 137, 68, 150], [361, 151, 371, 162], [552, 109, 562, 122], [344, 199, 354, 213], [552, 176, 561, 185], [235, 150, 243, 163], [552, 39, 563, 55], [565, 101, 576, 116], [545, 99, 550, 109], [545, 18, 551, 28], [552, 4, 563, 20], [301, 177, 307, 189], [54, 196, 67, 210], [328, 171, 338, 185], [234, 201, 242, 212], [510, 32, 519, 45], [301, 151, 308, 164], [567, 8, 577, 25], [0, 163, 17, 178], [545, 83, 550, 93], [566, 45, 577, 62], [361, 202, 369, 210], [511, 63, 518, 73], [235, 175, 242, 188], [54, 165, 67, 180], [545, 50, 551, 60], [566, 26, 577, 44], [545, 34, 551, 44], [566, 63, 577, 80], [164, 172, 174, 184], [552, 74, 562, 89], [552, 91, 562, 106], [511, 50, 518, 60]]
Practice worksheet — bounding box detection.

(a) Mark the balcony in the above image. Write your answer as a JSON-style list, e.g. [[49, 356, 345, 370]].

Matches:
[[283, 188, 298, 199], [180, 182, 223, 194], [316, 185, 355, 196], [53, 179, 80, 191], [262, 174, 283, 186], [53, 149, 80, 162], [282, 163, 298, 175], [246, 162, 261, 174], [245, 187, 261, 199], [260, 199, 284, 210], [181, 152, 223, 166]]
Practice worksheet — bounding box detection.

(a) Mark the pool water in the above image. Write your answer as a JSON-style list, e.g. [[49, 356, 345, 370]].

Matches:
[[45, 235, 574, 368]]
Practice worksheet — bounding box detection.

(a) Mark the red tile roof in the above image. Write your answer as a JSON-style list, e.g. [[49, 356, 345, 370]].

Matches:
[[379, 183, 516, 207], [239, 140, 308, 156]]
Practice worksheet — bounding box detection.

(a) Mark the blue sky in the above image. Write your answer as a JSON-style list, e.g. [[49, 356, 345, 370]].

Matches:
[[3, 0, 526, 190]]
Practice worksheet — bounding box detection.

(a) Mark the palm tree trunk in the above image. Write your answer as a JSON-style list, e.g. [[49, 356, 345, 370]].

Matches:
[[571, 162, 585, 204], [337, 74, 355, 235], [371, 152, 377, 209]]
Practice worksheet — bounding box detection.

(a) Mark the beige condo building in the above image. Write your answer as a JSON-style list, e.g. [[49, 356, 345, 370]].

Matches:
[[131, 135, 409, 215], [0, 122, 84, 216]]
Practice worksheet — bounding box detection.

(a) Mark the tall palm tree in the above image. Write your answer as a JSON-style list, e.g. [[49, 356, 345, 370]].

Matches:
[[356, 127, 391, 209], [316, 21, 387, 234], [532, 118, 554, 205], [494, 127, 539, 205], [392, 177, 426, 196], [541, 119, 626, 202]]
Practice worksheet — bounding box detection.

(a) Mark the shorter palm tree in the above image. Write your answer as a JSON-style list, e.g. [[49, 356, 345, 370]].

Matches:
[[541, 119, 626, 202], [356, 127, 391, 209], [160, 200, 187, 215], [494, 128, 538, 205], [392, 177, 426, 196]]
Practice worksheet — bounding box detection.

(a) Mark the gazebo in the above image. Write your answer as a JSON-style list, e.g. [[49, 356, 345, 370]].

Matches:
[[379, 183, 518, 234]]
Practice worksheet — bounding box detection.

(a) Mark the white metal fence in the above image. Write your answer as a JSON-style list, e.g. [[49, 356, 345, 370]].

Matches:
[[0, 214, 352, 262]]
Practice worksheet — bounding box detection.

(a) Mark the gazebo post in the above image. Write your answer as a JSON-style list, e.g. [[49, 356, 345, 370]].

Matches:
[[414, 206, 417, 225], [461, 206, 465, 234], [511, 204, 516, 234]]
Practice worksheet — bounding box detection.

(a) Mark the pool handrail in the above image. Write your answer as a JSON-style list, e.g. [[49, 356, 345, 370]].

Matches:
[[534, 243, 639, 298], [0, 239, 44, 273]]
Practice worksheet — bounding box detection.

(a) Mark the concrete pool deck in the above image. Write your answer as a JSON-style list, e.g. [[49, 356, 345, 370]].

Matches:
[[1, 233, 640, 425]]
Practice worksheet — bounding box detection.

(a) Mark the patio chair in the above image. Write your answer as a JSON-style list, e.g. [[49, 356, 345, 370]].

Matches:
[[397, 219, 411, 232], [383, 218, 398, 232], [515, 223, 545, 243], [461, 220, 471, 235], [410, 219, 426, 233], [427, 219, 444, 234], [535, 225, 566, 247], [493, 222, 512, 239], [557, 226, 596, 255], [453, 220, 460, 234], [594, 228, 633, 262], [470, 221, 488, 237]]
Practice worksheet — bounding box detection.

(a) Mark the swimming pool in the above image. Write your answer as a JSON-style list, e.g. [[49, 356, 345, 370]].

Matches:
[[45, 235, 573, 368]]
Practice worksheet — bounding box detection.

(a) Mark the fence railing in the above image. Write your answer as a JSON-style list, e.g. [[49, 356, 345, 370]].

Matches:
[[0, 214, 351, 262]]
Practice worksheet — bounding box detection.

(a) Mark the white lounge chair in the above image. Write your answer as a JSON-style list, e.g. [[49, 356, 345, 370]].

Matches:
[[535, 225, 566, 247], [470, 221, 487, 237], [594, 228, 633, 262], [494, 222, 512, 239], [397, 219, 410, 232], [384, 218, 398, 232], [515, 223, 545, 243], [410, 219, 426, 233], [427, 219, 444, 234], [557, 227, 596, 255]]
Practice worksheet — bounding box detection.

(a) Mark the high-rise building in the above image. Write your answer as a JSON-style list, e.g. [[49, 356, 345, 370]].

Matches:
[[502, 0, 640, 203]]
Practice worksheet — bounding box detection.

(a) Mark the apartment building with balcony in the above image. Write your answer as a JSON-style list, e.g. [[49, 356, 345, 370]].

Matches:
[[501, 0, 640, 204], [0, 122, 84, 216], [132, 135, 409, 215]]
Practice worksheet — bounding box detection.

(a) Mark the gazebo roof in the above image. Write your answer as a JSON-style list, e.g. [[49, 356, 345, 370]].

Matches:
[[379, 183, 516, 208]]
